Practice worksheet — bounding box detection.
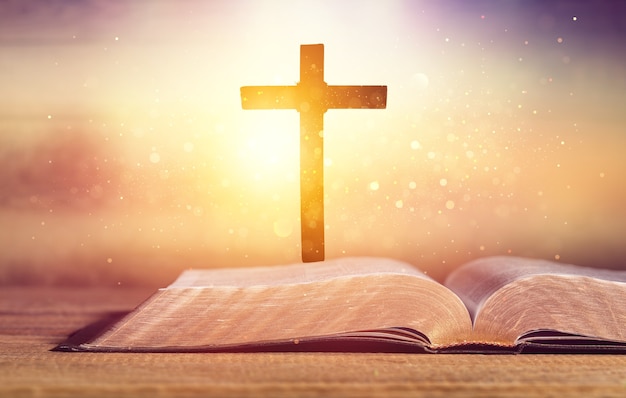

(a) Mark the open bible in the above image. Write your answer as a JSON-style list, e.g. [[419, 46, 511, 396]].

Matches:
[[58, 256, 626, 353]]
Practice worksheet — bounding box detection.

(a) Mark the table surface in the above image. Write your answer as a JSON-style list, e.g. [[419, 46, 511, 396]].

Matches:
[[2, 286, 626, 398]]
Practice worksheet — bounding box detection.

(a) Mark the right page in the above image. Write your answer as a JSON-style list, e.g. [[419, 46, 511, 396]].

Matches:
[[444, 256, 626, 351]]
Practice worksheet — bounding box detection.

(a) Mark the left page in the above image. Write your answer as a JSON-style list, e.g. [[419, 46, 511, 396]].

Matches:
[[68, 257, 472, 352]]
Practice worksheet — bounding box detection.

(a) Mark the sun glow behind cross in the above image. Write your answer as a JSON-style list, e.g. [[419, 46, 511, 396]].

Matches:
[[238, 112, 299, 186]]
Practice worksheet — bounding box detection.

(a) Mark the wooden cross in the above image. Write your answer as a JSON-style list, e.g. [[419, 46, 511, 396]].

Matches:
[[241, 44, 387, 262]]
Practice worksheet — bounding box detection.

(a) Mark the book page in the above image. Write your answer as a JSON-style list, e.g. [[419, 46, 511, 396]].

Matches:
[[169, 257, 431, 288], [445, 256, 626, 345], [83, 257, 472, 351]]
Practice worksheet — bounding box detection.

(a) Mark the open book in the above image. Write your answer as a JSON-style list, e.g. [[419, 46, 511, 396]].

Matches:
[[58, 256, 626, 353]]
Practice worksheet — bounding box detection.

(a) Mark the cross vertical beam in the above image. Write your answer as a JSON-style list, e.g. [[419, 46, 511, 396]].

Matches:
[[241, 44, 387, 263], [298, 45, 326, 262]]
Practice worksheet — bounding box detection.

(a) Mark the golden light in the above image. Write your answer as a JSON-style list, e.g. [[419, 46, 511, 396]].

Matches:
[[237, 112, 299, 189]]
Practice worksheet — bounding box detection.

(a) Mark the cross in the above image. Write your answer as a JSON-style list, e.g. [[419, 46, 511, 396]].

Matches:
[[241, 44, 387, 262]]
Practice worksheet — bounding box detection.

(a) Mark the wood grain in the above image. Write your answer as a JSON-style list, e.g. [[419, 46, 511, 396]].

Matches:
[[2, 287, 626, 397]]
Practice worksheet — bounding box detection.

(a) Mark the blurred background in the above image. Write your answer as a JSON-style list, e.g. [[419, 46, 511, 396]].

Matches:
[[1, 0, 625, 287]]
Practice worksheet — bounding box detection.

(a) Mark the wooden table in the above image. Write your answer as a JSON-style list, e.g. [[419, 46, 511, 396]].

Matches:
[[2, 286, 626, 397]]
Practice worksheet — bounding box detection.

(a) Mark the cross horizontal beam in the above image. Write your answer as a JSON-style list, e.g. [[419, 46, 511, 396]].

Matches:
[[241, 85, 387, 111]]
